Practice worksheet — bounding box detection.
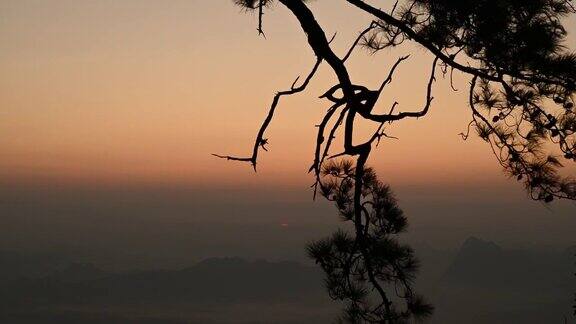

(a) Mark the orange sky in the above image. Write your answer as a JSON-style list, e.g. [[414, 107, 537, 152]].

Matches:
[[1, 0, 575, 190]]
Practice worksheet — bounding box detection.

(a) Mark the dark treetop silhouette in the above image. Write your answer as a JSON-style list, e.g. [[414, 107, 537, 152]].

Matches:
[[216, 0, 576, 322]]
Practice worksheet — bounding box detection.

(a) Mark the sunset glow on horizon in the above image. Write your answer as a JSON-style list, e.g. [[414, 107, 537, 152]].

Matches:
[[1, 0, 574, 190]]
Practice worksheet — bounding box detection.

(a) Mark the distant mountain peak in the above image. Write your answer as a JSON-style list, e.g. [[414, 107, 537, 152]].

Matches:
[[442, 237, 504, 284], [196, 256, 247, 266], [47, 262, 107, 283], [562, 245, 576, 257], [193, 257, 301, 269], [460, 236, 502, 254]]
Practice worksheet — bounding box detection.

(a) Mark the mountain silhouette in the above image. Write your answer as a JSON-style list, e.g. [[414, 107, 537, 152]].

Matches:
[[0, 250, 68, 283], [442, 236, 505, 285], [45, 262, 109, 284], [433, 237, 575, 324], [2, 248, 573, 324], [442, 237, 571, 289], [1, 257, 324, 307], [0, 257, 332, 324]]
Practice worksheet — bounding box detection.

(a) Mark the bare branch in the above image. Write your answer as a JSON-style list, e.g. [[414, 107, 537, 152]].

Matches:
[[362, 56, 439, 123], [378, 55, 410, 94], [214, 57, 322, 170], [342, 21, 378, 62], [257, 0, 265, 37]]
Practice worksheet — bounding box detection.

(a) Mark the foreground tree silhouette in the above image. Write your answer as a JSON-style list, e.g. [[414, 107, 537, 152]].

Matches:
[[308, 160, 433, 322], [217, 0, 576, 322]]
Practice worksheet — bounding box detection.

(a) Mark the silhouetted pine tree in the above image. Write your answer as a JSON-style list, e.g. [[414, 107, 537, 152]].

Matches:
[[219, 1, 576, 322], [307, 160, 432, 323]]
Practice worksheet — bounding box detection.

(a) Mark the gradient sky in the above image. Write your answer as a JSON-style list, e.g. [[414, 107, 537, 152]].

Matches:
[[3, 0, 574, 189]]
